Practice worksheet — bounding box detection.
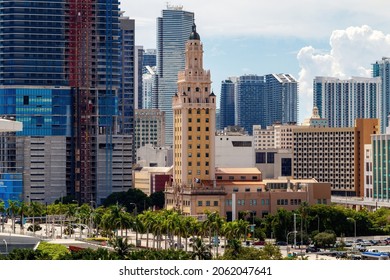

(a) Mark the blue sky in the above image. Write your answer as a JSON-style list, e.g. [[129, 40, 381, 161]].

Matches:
[[121, 0, 390, 122]]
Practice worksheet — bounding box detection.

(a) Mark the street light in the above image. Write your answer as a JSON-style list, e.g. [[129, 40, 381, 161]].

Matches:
[[2, 239, 7, 254], [89, 201, 97, 237], [286, 231, 298, 255], [347, 218, 356, 239]]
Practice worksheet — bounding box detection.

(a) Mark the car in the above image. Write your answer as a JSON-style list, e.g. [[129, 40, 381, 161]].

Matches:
[[306, 246, 320, 253], [252, 240, 266, 246], [276, 241, 288, 246]]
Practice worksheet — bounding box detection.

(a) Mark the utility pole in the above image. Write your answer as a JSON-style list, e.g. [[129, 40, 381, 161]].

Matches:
[[293, 213, 297, 248]]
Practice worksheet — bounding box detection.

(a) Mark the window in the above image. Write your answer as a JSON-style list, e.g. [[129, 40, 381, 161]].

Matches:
[[197, 118, 200, 123], [188, 127, 192, 131], [233, 187, 238, 192], [188, 136, 192, 140], [213, 201, 218, 206], [188, 118, 192, 122], [197, 127, 200, 131], [206, 136, 209, 140], [245, 188, 250, 192], [256, 152, 266, 163], [225, 199, 232, 206], [188, 161, 192, 166], [198, 201, 203, 206], [229, 176, 234, 180], [238, 199, 245, 206], [197, 162, 200, 166], [267, 152, 275, 163], [206, 201, 210, 206]]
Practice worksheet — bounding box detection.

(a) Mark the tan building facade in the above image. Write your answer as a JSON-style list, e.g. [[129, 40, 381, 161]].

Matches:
[[292, 118, 379, 196]]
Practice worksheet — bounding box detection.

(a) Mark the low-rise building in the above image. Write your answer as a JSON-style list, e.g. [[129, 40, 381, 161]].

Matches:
[[133, 166, 172, 196]]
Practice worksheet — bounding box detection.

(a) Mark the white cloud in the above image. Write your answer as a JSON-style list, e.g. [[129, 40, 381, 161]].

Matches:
[[297, 25, 390, 122]]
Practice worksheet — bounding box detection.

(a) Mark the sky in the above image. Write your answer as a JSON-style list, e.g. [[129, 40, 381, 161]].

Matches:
[[120, 0, 390, 123]]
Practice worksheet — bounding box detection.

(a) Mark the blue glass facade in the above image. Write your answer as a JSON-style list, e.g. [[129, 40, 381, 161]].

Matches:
[[0, 0, 67, 86], [0, 88, 71, 136], [220, 79, 236, 129], [0, 0, 129, 204], [0, 173, 23, 207], [236, 75, 265, 134]]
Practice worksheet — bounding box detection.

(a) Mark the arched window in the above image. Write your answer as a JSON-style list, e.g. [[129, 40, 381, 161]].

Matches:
[[188, 109, 192, 114]]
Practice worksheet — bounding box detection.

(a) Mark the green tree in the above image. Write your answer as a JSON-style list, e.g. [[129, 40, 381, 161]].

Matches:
[[190, 237, 212, 260], [109, 237, 134, 259], [18, 201, 29, 232], [28, 201, 44, 235], [0, 199, 6, 232], [7, 200, 19, 234], [313, 231, 337, 248], [149, 191, 165, 210]]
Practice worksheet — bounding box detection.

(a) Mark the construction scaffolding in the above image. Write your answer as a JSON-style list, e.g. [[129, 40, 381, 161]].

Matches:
[[67, 0, 95, 203]]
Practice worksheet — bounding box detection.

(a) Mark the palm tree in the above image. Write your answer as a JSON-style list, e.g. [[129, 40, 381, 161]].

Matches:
[[190, 237, 212, 260], [18, 201, 29, 233], [29, 201, 43, 235], [0, 199, 5, 232], [109, 236, 134, 259], [138, 210, 155, 248], [7, 200, 19, 234], [116, 211, 132, 237], [64, 203, 78, 237]]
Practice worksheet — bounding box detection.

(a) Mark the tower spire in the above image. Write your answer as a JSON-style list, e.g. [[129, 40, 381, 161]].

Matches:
[[189, 21, 200, 40]]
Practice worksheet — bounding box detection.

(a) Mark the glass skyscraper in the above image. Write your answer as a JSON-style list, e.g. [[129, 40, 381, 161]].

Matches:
[[220, 78, 236, 130], [0, 0, 132, 204], [156, 5, 194, 146]]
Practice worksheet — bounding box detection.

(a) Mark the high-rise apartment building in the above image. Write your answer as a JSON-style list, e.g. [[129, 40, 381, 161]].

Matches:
[[223, 74, 298, 135], [264, 74, 298, 126], [235, 75, 264, 134], [0, 0, 132, 204], [142, 49, 157, 74], [373, 58, 390, 133], [156, 5, 194, 146], [142, 66, 157, 109], [313, 76, 381, 129], [219, 78, 236, 130]]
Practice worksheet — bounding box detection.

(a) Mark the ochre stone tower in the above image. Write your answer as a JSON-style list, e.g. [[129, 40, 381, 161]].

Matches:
[[172, 23, 216, 186]]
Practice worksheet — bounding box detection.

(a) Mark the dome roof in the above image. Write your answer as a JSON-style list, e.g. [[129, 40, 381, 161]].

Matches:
[[189, 23, 200, 40]]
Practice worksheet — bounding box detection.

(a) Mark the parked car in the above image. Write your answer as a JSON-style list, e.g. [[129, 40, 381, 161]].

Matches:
[[276, 241, 288, 246]]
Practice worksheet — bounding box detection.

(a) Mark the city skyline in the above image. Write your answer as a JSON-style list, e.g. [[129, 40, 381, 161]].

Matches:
[[121, 0, 390, 123]]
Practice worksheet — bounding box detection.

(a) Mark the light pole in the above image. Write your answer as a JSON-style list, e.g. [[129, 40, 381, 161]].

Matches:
[[129, 203, 138, 245], [286, 231, 297, 255], [347, 218, 356, 239], [89, 201, 97, 237], [2, 239, 7, 254], [293, 214, 297, 248]]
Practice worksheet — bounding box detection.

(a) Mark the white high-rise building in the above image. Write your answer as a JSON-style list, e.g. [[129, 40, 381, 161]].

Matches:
[[313, 76, 381, 128]]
